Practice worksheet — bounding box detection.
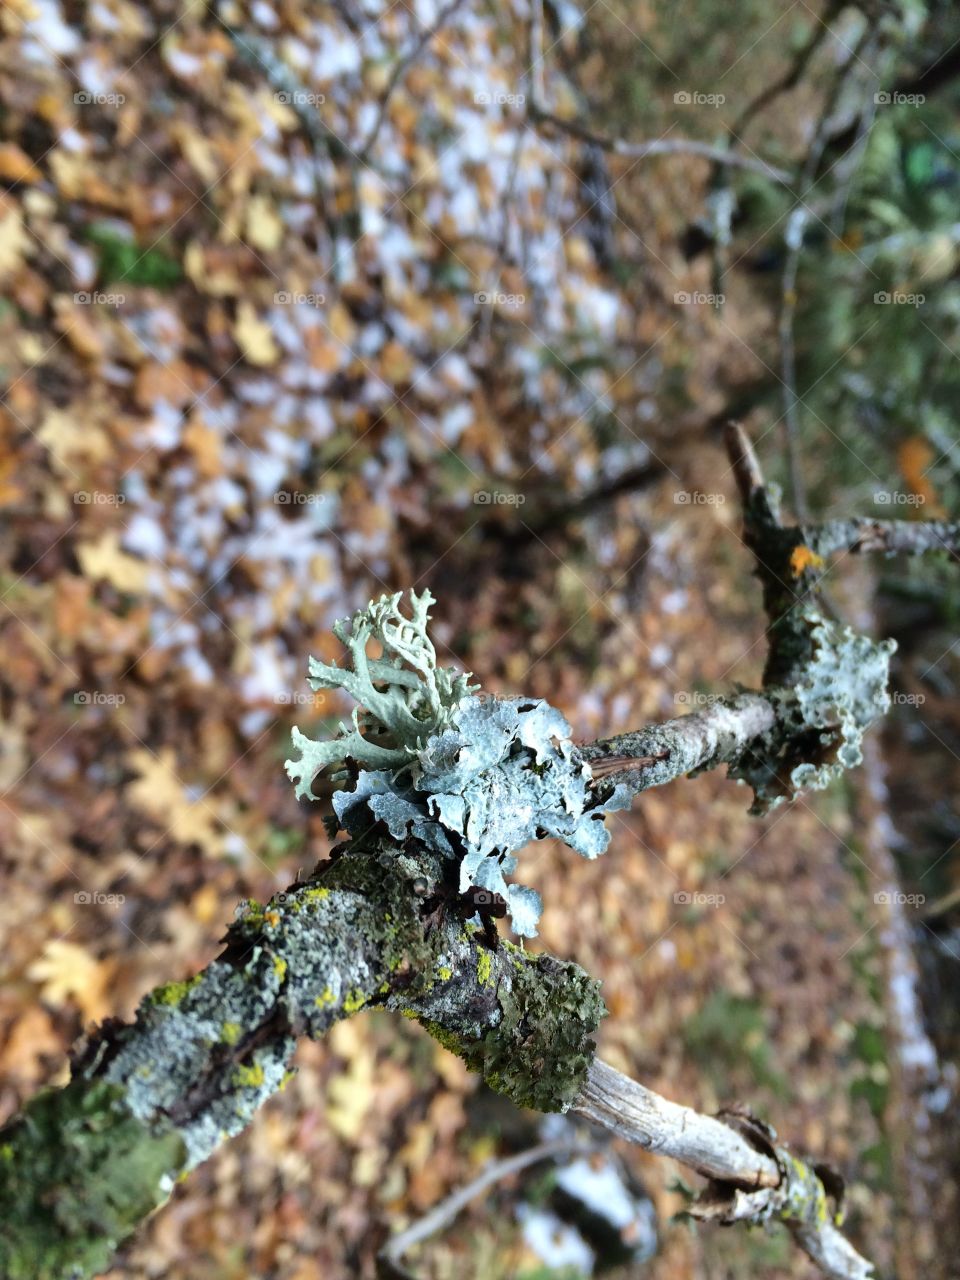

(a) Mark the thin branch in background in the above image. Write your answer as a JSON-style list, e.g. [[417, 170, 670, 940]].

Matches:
[[528, 103, 794, 183], [377, 1137, 595, 1279], [729, 3, 842, 141], [357, 0, 470, 160], [775, 22, 878, 522], [573, 1060, 875, 1280]]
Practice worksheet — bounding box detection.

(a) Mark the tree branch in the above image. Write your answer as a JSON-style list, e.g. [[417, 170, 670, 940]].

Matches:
[[4, 425, 953, 1279], [573, 1060, 873, 1280], [377, 1136, 595, 1279], [528, 103, 794, 183]]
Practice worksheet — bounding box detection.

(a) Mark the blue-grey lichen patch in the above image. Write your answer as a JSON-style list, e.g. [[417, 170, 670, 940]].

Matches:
[[285, 591, 628, 937], [87, 878, 416, 1172], [333, 695, 629, 937], [729, 610, 896, 814], [96, 951, 294, 1171]]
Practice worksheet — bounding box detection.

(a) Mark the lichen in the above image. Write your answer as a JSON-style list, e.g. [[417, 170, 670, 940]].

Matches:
[[0, 1079, 186, 1280], [149, 975, 201, 1007], [729, 609, 896, 814], [231, 1062, 266, 1089], [286, 590, 629, 937], [412, 946, 606, 1113], [285, 589, 478, 799]]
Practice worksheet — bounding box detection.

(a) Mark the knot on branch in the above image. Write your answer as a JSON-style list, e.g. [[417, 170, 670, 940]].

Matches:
[[410, 944, 606, 1113]]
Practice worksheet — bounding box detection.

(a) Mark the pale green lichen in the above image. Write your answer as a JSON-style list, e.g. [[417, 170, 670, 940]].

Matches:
[[231, 1062, 266, 1089], [0, 1079, 186, 1280], [287, 590, 629, 937], [285, 589, 477, 799], [149, 976, 201, 1007]]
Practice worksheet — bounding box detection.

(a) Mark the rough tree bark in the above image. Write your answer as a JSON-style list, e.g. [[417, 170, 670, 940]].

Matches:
[[0, 425, 948, 1280]]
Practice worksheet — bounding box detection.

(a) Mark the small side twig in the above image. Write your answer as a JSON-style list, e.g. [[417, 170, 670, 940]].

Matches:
[[358, 0, 470, 160], [528, 104, 794, 183], [377, 1137, 594, 1279], [573, 1060, 875, 1280]]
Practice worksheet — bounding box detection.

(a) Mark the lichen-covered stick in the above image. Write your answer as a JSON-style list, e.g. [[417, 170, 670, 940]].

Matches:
[[2, 426, 953, 1279]]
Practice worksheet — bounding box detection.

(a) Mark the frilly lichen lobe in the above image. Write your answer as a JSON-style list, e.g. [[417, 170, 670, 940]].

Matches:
[[285, 590, 628, 937]]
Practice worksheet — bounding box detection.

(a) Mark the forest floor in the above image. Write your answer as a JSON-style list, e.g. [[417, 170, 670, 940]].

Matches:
[[0, 1, 956, 1277]]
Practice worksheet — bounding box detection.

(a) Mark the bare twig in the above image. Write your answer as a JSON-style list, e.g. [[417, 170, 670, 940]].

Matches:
[[357, 0, 470, 160], [574, 1060, 875, 1280], [729, 5, 842, 141], [377, 1137, 594, 1279], [528, 104, 794, 183]]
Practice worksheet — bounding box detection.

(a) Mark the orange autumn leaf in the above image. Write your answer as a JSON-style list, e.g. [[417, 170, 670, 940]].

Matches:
[[897, 436, 944, 516], [790, 545, 825, 576]]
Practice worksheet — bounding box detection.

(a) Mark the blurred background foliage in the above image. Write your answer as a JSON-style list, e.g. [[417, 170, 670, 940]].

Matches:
[[1, 0, 959, 1276]]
